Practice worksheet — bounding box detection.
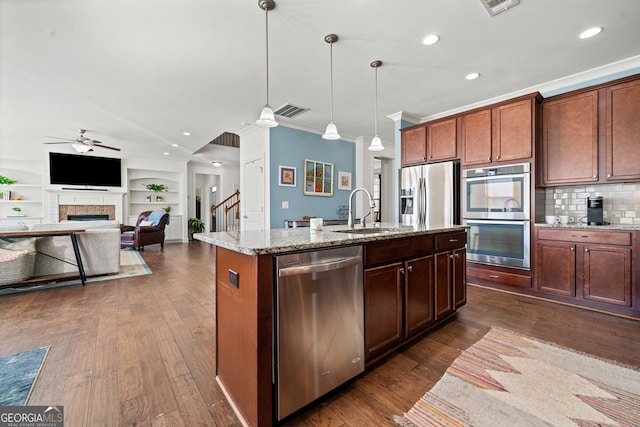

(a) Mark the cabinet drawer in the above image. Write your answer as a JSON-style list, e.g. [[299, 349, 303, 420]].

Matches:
[[467, 265, 532, 288], [537, 228, 631, 246], [364, 236, 433, 267], [435, 232, 467, 252]]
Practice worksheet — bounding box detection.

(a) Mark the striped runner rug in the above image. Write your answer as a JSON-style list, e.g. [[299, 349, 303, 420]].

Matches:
[[394, 327, 640, 427]]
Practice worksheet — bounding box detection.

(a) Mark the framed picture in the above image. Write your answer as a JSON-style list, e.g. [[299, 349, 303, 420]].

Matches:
[[338, 171, 352, 190], [303, 159, 333, 196], [279, 166, 296, 187]]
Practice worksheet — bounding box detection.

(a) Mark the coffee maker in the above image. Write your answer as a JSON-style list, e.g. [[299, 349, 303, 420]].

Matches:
[[587, 196, 604, 225]]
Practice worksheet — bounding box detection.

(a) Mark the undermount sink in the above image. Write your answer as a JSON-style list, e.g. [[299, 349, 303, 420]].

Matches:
[[333, 227, 401, 234]]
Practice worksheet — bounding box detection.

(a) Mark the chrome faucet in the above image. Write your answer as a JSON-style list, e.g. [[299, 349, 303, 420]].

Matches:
[[348, 187, 375, 228]]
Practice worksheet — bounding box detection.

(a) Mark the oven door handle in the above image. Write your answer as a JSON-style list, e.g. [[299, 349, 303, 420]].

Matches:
[[463, 173, 529, 182], [464, 219, 530, 225]]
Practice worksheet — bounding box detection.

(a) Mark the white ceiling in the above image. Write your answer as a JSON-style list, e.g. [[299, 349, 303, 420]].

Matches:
[[2, 0, 640, 166]]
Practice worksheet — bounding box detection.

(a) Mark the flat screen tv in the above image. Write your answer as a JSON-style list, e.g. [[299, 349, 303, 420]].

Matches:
[[49, 152, 122, 187]]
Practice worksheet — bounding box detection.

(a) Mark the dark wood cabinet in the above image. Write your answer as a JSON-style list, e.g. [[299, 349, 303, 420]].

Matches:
[[363, 230, 467, 362], [536, 228, 633, 308], [493, 98, 534, 162], [427, 117, 457, 162], [541, 75, 640, 186], [604, 78, 640, 182], [541, 90, 599, 185], [364, 263, 404, 360], [404, 255, 435, 337], [461, 95, 538, 167], [401, 118, 458, 167], [461, 108, 492, 166], [401, 126, 427, 166]]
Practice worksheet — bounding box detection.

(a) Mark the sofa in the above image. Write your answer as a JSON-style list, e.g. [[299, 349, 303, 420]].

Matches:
[[0, 220, 121, 283]]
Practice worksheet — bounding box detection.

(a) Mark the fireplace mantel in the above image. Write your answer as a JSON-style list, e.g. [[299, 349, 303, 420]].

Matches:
[[45, 189, 125, 223]]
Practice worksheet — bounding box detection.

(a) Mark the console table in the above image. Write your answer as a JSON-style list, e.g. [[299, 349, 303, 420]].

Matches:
[[0, 229, 87, 285]]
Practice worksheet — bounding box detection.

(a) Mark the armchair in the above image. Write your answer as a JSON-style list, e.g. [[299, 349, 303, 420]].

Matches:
[[121, 211, 169, 251]]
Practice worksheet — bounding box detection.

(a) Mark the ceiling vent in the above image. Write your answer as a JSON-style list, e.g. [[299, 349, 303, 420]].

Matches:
[[480, 0, 519, 16], [274, 104, 309, 119]]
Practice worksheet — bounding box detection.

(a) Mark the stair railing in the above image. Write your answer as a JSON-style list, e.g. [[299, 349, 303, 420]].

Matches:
[[210, 190, 240, 231]]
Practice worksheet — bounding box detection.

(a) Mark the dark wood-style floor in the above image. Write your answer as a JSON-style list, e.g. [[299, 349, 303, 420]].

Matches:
[[1, 241, 638, 427]]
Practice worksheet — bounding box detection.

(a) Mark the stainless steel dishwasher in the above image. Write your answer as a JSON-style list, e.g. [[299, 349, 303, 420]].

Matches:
[[275, 245, 364, 420]]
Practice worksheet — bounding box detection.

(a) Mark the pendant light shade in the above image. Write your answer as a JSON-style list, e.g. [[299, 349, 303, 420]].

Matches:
[[322, 34, 340, 140], [368, 60, 384, 151], [256, 0, 278, 128]]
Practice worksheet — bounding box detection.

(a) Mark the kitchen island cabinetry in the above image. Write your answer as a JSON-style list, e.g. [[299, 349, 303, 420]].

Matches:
[[195, 224, 467, 427], [536, 227, 634, 311], [363, 231, 466, 363]]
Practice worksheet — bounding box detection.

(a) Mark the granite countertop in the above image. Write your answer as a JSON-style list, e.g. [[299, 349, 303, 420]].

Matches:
[[534, 223, 640, 231], [194, 222, 468, 256]]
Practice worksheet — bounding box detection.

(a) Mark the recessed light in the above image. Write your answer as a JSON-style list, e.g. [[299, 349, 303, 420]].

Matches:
[[182, 131, 191, 136], [465, 72, 480, 80], [579, 27, 602, 39], [171, 143, 179, 147], [422, 34, 440, 46], [212, 161, 223, 167], [163, 152, 170, 156]]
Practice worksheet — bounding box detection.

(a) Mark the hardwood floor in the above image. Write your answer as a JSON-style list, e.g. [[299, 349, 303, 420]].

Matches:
[[0, 241, 638, 426]]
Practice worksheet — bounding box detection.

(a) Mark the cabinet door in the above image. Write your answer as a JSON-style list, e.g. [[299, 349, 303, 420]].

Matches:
[[404, 255, 434, 338], [364, 263, 404, 360], [493, 98, 533, 162], [434, 251, 453, 319], [583, 245, 631, 306], [427, 118, 457, 162], [536, 241, 576, 296], [604, 79, 640, 182], [452, 248, 466, 309], [401, 126, 427, 166], [542, 91, 599, 185], [461, 109, 492, 166]]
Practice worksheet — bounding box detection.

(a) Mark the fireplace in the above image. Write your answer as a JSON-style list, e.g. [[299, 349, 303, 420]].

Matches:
[[47, 190, 124, 223], [67, 214, 110, 221]]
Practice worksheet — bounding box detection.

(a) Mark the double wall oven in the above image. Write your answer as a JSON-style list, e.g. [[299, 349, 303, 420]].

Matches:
[[462, 163, 531, 270]]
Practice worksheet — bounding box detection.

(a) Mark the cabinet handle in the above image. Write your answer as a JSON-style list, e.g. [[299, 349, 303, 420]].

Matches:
[[585, 248, 589, 253], [593, 175, 597, 178], [407, 265, 413, 272], [607, 174, 611, 178], [571, 235, 589, 238], [400, 268, 405, 275], [496, 155, 501, 160], [449, 239, 458, 242], [489, 274, 500, 279], [454, 253, 460, 258], [488, 157, 491, 161], [570, 247, 574, 251]]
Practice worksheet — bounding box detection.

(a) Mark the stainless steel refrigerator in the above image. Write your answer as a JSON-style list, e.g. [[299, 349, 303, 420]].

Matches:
[[400, 161, 460, 226]]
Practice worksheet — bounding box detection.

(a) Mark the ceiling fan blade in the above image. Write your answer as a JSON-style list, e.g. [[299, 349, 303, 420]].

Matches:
[[44, 141, 73, 144], [45, 136, 76, 142], [93, 143, 121, 151]]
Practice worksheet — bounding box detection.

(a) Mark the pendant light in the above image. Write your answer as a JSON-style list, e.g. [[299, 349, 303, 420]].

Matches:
[[256, 0, 278, 127], [368, 60, 384, 151], [322, 34, 340, 140]]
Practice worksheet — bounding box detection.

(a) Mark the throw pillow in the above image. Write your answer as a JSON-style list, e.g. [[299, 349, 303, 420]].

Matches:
[[139, 220, 154, 227]]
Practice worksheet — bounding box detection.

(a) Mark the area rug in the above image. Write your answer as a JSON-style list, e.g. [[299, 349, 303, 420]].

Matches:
[[0, 346, 50, 405], [394, 327, 640, 427], [0, 250, 151, 295]]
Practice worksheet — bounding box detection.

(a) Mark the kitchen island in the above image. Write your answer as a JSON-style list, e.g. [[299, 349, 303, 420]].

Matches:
[[195, 223, 468, 427]]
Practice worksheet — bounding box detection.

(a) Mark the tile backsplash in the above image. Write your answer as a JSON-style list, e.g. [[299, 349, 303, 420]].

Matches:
[[543, 182, 640, 225]]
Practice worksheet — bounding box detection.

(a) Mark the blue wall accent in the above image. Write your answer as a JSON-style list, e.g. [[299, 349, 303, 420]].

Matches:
[[269, 126, 355, 229]]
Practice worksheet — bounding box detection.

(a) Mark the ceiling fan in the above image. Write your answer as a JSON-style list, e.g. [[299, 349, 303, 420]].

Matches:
[[45, 129, 121, 152]]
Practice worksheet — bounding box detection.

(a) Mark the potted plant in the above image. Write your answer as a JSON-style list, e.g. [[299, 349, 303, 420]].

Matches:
[[188, 217, 205, 240], [0, 175, 17, 185], [162, 206, 172, 213], [144, 183, 168, 202]]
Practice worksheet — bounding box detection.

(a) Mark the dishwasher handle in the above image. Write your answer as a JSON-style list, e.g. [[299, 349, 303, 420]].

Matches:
[[278, 256, 361, 277]]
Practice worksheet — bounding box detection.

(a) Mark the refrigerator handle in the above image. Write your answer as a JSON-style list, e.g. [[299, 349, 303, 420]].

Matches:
[[418, 177, 426, 224]]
